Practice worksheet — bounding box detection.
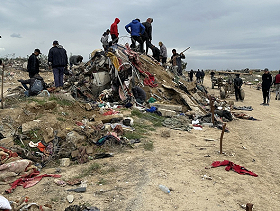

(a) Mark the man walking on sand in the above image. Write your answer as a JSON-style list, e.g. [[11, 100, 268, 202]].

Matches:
[[261, 68, 272, 106], [48, 40, 68, 91], [234, 74, 243, 101]]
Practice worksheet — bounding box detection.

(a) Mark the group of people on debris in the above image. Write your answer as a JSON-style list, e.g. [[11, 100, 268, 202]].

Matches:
[[100, 17, 190, 76], [100, 17, 169, 65], [17, 41, 84, 96]]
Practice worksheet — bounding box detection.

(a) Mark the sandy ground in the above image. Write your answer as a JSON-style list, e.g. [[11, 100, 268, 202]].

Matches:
[[0, 70, 279, 211]]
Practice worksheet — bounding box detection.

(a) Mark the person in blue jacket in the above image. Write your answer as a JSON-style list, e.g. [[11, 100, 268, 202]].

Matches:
[[125, 19, 145, 53]]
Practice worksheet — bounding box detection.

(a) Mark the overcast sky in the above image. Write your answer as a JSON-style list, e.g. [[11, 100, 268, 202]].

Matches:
[[1, 0, 280, 70]]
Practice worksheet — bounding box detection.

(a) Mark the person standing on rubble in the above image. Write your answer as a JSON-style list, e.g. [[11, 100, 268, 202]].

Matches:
[[261, 68, 272, 106], [234, 74, 243, 101], [27, 49, 41, 78], [170, 49, 185, 76], [150, 45, 160, 62], [125, 19, 145, 53], [273, 70, 280, 100], [142, 18, 153, 54], [159, 41, 167, 65], [48, 40, 68, 91], [101, 29, 110, 51], [110, 18, 120, 44]]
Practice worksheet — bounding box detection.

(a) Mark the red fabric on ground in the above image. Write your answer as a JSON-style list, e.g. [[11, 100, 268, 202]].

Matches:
[[0, 146, 18, 162], [210, 160, 258, 177], [6, 172, 61, 193]]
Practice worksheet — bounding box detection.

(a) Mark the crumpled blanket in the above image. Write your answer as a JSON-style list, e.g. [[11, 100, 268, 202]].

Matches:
[[210, 160, 258, 177], [6, 172, 61, 194], [95, 132, 120, 146], [0, 159, 35, 184], [0, 146, 37, 184]]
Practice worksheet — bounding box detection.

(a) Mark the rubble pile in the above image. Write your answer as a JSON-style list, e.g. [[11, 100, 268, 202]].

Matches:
[[0, 43, 256, 210]]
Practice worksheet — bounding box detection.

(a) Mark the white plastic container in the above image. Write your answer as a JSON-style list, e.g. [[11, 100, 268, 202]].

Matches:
[[159, 184, 170, 193]]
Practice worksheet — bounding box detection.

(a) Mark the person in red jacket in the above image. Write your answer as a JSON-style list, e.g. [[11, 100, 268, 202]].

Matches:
[[110, 18, 120, 44], [274, 70, 280, 100]]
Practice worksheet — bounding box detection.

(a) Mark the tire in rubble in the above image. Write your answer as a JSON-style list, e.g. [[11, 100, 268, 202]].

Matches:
[[220, 88, 226, 99]]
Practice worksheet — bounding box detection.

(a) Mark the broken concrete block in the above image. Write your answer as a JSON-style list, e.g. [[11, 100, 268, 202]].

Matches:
[[55, 93, 76, 102], [22, 120, 41, 133], [85, 103, 93, 111], [60, 158, 71, 167], [86, 147, 94, 155], [43, 101, 57, 110], [161, 130, 171, 137], [150, 103, 182, 112], [0, 136, 14, 148], [71, 150, 80, 158], [66, 131, 86, 145], [158, 108, 176, 117], [185, 111, 196, 116], [101, 114, 123, 124], [43, 127, 54, 143]]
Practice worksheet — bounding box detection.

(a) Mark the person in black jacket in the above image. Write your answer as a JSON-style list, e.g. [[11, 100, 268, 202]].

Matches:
[[27, 49, 41, 78], [189, 69, 194, 81], [234, 74, 243, 101], [195, 69, 201, 83], [261, 68, 273, 105], [48, 40, 68, 91], [142, 18, 153, 54], [150, 45, 160, 62], [18, 73, 46, 96]]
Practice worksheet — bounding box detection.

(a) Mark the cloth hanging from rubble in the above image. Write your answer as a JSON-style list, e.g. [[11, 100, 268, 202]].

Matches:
[[210, 160, 258, 177], [123, 44, 157, 87], [107, 51, 120, 71]]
